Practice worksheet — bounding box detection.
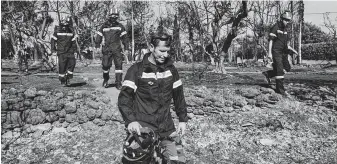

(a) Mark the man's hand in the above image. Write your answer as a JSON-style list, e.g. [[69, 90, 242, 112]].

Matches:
[[127, 121, 142, 135], [177, 122, 187, 136]]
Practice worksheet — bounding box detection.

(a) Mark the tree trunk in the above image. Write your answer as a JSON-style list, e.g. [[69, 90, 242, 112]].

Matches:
[[219, 1, 248, 74], [131, 3, 134, 64], [91, 30, 95, 60], [298, 22, 302, 64]]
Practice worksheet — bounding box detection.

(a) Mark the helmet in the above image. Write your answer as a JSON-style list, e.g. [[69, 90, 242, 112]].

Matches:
[[281, 11, 292, 21], [109, 8, 119, 18], [60, 16, 71, 26], [122, 127, 159, 163]]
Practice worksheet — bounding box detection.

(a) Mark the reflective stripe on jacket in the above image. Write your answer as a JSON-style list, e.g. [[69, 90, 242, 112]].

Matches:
[[50, 26, 77, 54], [118, 53, 188, 137]]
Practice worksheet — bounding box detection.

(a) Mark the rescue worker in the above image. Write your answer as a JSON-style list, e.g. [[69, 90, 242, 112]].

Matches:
[[18, 41, 29, 73], [51, 15, 78, 86], [95, 8, 129, 89], [118, 29, 188, 164], [262, 11, 298, 97]]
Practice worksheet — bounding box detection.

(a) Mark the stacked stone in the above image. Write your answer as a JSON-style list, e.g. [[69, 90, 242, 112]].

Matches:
[[1, 87, 122, 135], [183, 87, 283, 118]]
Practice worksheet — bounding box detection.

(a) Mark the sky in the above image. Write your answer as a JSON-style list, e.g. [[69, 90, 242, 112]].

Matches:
[[303, 1, 337, 33]]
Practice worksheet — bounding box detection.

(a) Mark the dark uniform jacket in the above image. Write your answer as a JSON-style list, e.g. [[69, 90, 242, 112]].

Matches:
[[269, 21, 289, 52], [51, 26, 77, 55], [95, 21, 128, 52], [118, 53, 188, 137]]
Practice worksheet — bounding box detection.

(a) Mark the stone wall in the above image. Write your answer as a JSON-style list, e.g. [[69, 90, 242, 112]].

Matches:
[[1, 87, 123, 135]]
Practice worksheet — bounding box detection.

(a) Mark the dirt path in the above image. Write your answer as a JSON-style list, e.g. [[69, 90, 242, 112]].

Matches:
[[90, 79, 120, 105]]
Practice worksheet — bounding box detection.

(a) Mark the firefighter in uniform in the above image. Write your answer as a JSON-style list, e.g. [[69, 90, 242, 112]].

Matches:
[[51, 16, 78, 86], [95, 8, 129, 89], [118, 29, 188, 163], [262, 11, 298, 97]]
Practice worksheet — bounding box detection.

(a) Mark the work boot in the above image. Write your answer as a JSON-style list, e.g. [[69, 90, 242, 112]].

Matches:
[[64, 74, 71, 87], [59, 76, 67, 86], [103, 72, 109, 88], [262, 71, 271, 85], [115, 73, 123, 90], [276, 78, 286, 95]]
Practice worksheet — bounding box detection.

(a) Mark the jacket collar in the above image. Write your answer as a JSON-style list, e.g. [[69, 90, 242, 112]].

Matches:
[[142, 53, 173, 70]]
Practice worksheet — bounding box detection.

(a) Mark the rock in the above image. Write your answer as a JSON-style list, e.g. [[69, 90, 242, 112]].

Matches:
[[24, 87, 37, 98], [59, 118, 66, 123], [2, 101, 9, 110], [87, 101, 100, 109], [57, 109, 67, 118], [6, 111, 23, 127], [1, 113, 7, 123], [46, 112, 59, 123], [81, 121, 97, 131], [93, 118, 105, 126], [74, 91, 83, 99], [194, 93, 205, 98], [224, 100, 233, 107], [247, 99, 256, 105], [40, 100, 58, 112], [203, 101, 212, 106], [266, 94, 281, 104], [241, 123, 254, 127], [52, 121, 63, 128], [6, 98, 20, 104], [260, 139, 276, 146], [62, 121, 69, 128], [239, 88, 261, 99], [12, 103, 21, 111], [57, 100, 65, 111], [77, 108, 89, 124], [32, 123, 52, 134], [68, 122, 79, 128], [242, 105, 253, 111], [65, 114, 78, 123], [311, 95, 321, 101], [24, 109, 46, 125], [222, 107, 234, 113], [94, 108, 102, 117], [67, 91, 74, 96], [55, 92, 64, 100], [67, 96, 74, 101], [31, 102, 37, 109], [22, 124, 35, 133], [65, 102, 77, 114], [87, 109, 96, 120], [187, 107, 194, 113], [233, 97, 247, 107], [260, 87, 275, 94], [52, 127, 67, 133], [2, 89, 8, 94], [203, 106, 213, 113], [8, 88, 18, 95], [67, 125, 81, 133], [23, 100, 32, 107], [101, 109, 114, 121], [37, 90, 48, 96], [100, 96, 111, 104], [2, 131, 20, 139], [187, 113, 194, 119], [213, 102, 224, 108], [32, 130, 43, 138]]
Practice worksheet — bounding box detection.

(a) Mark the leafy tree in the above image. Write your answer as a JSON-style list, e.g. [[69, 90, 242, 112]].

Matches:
[[1, 1, 54, 66]]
